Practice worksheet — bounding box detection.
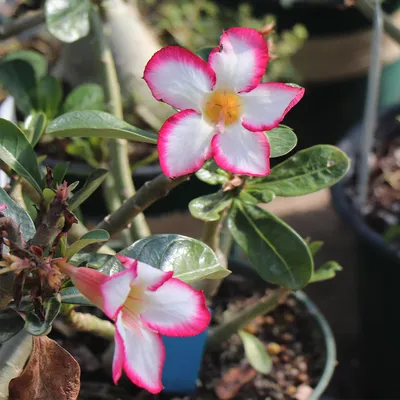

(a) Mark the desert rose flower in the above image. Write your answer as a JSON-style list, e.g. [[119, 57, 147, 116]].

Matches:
[[57, 255, 210, 394], [144, 27, 304, 178], [0, 204, 6, 212]]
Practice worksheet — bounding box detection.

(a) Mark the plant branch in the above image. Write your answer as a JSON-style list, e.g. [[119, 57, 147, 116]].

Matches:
[[0, 10, 45, 41], [206, 287, 290, 350], [93, 174, 189, 242], [0, 217, 25, 247], [357, 0, 400, 44], [92, 6, 150, 242], [66, 310, 115, 342]]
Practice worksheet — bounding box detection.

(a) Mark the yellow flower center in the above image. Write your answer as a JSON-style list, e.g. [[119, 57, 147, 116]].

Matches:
[[204, 90, 241, 126]]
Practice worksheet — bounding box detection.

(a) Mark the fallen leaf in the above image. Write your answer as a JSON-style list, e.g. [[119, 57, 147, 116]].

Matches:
[[9, 336, 80, 400]]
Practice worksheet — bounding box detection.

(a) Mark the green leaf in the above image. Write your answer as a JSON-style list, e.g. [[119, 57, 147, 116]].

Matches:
[[47, 111, 158, 143], [2, 50, 47, 80], [68, 168, 108, 211], [238, 330, 272, 374], [248, 145, 350, 197], [0, 188, 35, 240], [120, 234, 231, 283], [307, 240, 324, 256], [195, 160, 230, 185], [35, 75, 63, 119], [0, 311, 24, 343], [52, 162, 70, 186], [0, 273, 15, 311], [25, 112, 47, 147], [310, 261, 342, 283], [0, 60, 36, 115], [228, 202, 313, 290], [66, 229, 110, 259], [66, 138, 99, 168], [24, 294, 61, 336], [195, 47, 214, 62], [62, 84, 105, 113], [0, 119, 44, 195], [45, 0, 91, 43], [189, 191, 232, 221], [240, 188, 275, 205], [265, 125, 297, 158]]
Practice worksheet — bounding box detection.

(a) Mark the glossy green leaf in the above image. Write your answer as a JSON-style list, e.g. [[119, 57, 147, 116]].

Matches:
[[120, 234, 231, 283], [24, 294, 61, 336], [0, 119, 43, 195], [189, 191, 233, 221], [52, 162, 70, 186], [228, 202, 313, 290], [265, 125, 297, 158], [25, 112, 47, 147], [68, 168, 108, 211], [66, 229, 110, 259], [240, 188, 275, 205], [0, 60, 35, 115], [248, 145, 350, 197], [238, 330, 272, 374], [45, 0, 91, 43], [310, 261, 342, 283], [2, 50, 47, 80], [66, 138, 99, 168], [35, 75, 63, 119], [62, 84, 105, 113], [0, 188, 35, 240], [195, 160, 230, 185], [195, 47, 213, 62], [0, 311, 24, 343], [0, 272, 14, 311], [47, 111, 158, 143]]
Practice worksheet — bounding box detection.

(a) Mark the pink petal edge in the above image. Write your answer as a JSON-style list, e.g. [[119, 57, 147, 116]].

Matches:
[[211, 131, 271, 177], [158, 109, 213, 178], [142, 278, 211, 337], [242, 83, 305, 132], [209, 27, 269, 93], [112, 326, 125, 384], [144, 46, 216, 109]]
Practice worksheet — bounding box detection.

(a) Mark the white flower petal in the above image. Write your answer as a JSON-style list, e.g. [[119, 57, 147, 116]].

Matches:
[[158, 110, 215, 178], [212, 124, 270, 176], [141, 277, 210, 336], [117, 313, 165, 394], [240, 82, 304, 131], [144, 46, 215, 112], [209, 27, 268, 93]]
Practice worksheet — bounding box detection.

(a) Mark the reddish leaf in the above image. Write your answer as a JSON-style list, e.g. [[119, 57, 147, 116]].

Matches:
[[9, 336, 80, 400]]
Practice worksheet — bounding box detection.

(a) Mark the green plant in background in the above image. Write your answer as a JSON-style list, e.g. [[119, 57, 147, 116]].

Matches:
[[0, 0, 348, 398]]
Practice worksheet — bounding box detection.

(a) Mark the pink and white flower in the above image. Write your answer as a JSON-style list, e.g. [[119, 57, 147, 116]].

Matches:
[[144, 27, 304, 178], [58, 255, 210, 394], [0, 204, 7, 212]]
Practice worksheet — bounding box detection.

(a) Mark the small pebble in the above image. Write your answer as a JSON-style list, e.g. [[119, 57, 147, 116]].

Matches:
[[281, 332, 294, 343], [266, 342, 281, 355], [297, 361, 308, 372], [297, 373, 309, 383], [286, 385, 297, 397], [264, 315, 275, 325], [284, 313, 295, 323]]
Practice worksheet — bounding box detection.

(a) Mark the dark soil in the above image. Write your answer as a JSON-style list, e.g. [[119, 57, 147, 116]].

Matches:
[[346, 133, 400, 247], [53, 271, 326, 400]]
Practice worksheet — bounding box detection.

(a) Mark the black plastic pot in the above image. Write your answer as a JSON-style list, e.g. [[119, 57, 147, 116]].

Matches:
[[218, 261, 337, 400], [44, 157, 217, 219], [331, 105, 400, 398]]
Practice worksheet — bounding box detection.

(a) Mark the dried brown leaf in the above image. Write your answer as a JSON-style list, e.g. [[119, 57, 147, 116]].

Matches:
[[9, 336, 80, 400], [215, 365, 257, 400]]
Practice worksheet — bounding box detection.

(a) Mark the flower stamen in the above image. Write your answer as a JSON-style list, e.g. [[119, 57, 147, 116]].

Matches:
[[204, 89, 242, 127]]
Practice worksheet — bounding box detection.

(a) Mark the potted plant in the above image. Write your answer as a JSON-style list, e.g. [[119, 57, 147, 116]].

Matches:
[[0, 2, 349, 399]]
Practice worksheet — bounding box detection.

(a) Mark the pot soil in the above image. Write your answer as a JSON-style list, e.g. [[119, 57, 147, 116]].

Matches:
[[52, 262, 335, 400], [331, 105, 400, 398]]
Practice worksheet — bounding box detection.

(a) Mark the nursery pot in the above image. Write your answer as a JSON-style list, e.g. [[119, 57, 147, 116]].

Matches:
[[217, 0, 400, 149], [180, 260, 337, 400], [331, 105, 400, 398], [44, 157, 217, 218]]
